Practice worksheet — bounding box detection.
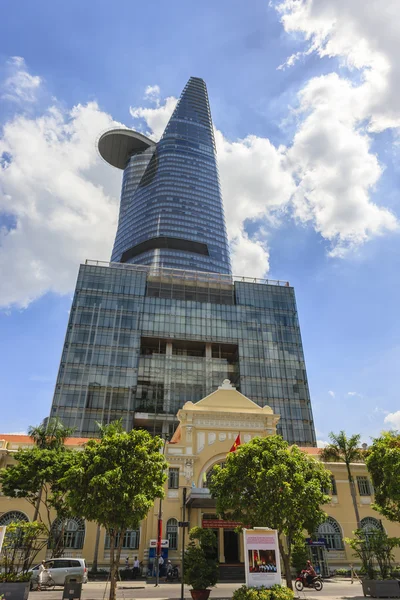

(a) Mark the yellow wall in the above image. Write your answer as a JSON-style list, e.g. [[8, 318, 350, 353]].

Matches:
[[1, 381, 400, 573]]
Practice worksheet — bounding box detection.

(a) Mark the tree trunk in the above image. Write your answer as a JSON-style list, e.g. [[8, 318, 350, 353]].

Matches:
[[109, 531, 117, 600], [115, 530, 126, 581], [347, 463, 361, 528], [279, 537, 293, 590], [92, 525, 101, 572]]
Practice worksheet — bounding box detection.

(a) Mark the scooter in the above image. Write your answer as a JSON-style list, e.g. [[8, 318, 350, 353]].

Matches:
[[295, 571, 323, 591]]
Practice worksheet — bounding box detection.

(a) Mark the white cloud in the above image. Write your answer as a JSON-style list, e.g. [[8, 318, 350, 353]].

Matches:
[[0, 99, 122, 308], [2, 22, 400, 308], [384, 410, 400, 429], [129, 96, 178, 140], [2, 56, 42, 103], [144, 85, 161, 105], [328, 390, 335, 397], [274, 0, 400, 254], [348, 391, 362, 397], [317, 439, 329, 448]]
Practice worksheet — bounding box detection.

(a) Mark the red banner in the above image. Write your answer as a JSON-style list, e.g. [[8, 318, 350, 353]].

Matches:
[[202, 519, 242, 529]]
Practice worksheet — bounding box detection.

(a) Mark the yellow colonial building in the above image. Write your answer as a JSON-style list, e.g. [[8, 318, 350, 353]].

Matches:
[[1, 380, 399, 578]]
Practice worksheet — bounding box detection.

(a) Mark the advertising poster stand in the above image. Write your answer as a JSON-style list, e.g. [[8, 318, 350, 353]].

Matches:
[[0, 526, 6, 553], [244, 528, 281, 588]]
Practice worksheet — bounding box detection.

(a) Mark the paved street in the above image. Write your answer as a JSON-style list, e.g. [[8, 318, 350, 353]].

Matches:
[[30, 579, 366, 600]]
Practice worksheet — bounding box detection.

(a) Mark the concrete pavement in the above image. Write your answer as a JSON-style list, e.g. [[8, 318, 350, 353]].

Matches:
[[29, 579, 366, 600]]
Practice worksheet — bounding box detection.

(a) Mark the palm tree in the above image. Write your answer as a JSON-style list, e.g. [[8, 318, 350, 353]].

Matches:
[[27, 418, 75, 521], [28, 418, 75, 450], [320, 431, 362, 528]]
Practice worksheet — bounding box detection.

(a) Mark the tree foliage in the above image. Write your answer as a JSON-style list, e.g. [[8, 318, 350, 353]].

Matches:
[[0, 521, 47, 582], [183, 527, 218, 590], [61, 422, 167, 600], [346, 529, 400, 580], [319, 431, 363, 527], [208, 436, 331, 589], [366, 431, 400, 523], [290, 537, 309, 575], [0, 419, 77, 557]]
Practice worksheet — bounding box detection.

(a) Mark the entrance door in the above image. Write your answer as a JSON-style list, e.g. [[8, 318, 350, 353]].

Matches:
[[309, 546, 329, 577], [223, 530, 239, 563]]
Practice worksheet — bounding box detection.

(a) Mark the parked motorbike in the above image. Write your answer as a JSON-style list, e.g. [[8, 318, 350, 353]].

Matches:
[[295, 571, 323, 591], [166, 565, 179, 581]]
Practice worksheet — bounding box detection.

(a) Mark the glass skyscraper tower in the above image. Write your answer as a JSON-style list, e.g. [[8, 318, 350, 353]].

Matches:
[[99, 77, 231, 274], [49, 77, 316, 446]]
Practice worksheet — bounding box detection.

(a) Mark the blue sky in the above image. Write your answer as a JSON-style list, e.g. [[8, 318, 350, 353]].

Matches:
[[1, 0, 400, 443]]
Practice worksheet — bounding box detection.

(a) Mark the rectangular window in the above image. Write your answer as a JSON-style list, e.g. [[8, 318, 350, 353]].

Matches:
[[168, 468, 180, 489], [357, 476, 372, 496], [322, 475, 337, 496]]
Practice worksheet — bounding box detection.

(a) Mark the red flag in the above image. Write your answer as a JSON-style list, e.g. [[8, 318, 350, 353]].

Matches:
[[229, 434, 241, 453]]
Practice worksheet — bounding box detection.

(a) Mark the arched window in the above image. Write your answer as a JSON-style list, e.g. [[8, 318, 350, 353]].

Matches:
[[0, 511, 29, 548], [104, 529, 140, 550], [0, 511, 29, 526], [203, 462, 225, 488], [49, 517, 85, 550], [361, 517, 383, 537], [316, 517, 344, 550], [166, 518, 178, 550]]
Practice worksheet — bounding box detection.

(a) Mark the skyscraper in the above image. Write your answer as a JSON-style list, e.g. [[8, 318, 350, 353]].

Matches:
[[99, 77, 231, 274], [49, 77, 316, 446]]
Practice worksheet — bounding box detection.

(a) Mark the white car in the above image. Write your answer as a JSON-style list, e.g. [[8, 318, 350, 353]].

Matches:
[[31, 558, 88, 586]]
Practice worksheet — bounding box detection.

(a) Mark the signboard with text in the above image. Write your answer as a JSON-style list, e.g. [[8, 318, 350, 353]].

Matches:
[[244, 528, 281, 588], [0, 526, 6, 553], [149, 539, 169, 548], [202, 519, 243, 529]]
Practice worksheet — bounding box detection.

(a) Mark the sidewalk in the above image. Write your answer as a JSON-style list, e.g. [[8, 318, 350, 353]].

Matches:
[[30, 579, 366, 600]]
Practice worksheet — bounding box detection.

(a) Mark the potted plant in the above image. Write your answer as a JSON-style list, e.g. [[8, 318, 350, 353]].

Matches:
[[347, 529, 400, 598], [183, 527, 218, 600], [0, 521, 47, 600]]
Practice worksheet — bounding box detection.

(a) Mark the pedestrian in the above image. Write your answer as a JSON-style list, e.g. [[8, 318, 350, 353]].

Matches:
[[158, 555, 164, 577], [133, 556, 140, 579], [165, 560, 173, 582], [125, 557, 129, 570], [38, 561, 48, 590]]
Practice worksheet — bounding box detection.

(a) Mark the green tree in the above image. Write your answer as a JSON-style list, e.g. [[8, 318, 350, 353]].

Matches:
[[183, 527, 219, 590], [366, 431, 400, 523], [0, 419, 77, 557], [291, 537, 309, 575], [320, 431, 363, 528], [208, 436, 331, 589], [61, 422, 167, 600]]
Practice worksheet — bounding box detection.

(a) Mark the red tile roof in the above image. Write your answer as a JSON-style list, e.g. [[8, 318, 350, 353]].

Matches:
[[0, 434, 90, 446]]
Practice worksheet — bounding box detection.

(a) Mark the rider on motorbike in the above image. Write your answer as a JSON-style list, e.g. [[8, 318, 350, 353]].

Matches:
[[305, 560, 317, 585]]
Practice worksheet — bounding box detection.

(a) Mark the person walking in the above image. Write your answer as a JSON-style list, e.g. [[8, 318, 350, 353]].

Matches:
[[133, 556, 140, 579], [125, 557, 129, 570], [38, 561, 48, 590]]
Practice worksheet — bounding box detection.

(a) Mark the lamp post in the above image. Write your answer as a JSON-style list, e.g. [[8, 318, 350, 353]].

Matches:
[[155, 433, 170, 587]]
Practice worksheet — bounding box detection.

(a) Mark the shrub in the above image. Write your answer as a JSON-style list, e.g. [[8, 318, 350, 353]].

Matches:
[[0, 572, 32, 583], [233, 585, 294, 600], [335, 568, 350, 576], [183, 528, 218, 590]]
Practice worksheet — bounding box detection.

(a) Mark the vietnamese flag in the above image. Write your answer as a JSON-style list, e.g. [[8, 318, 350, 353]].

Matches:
[[229, 434, 241, 452]]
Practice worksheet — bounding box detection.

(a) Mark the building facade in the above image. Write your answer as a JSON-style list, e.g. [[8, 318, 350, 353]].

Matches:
[[2, 383, 399, 578], [49, 76, 316, 445], [49, 261, 315, 445]]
